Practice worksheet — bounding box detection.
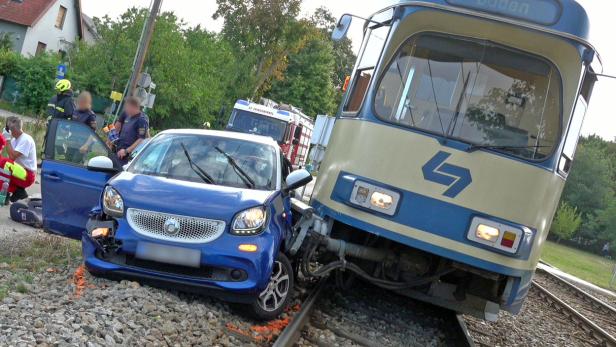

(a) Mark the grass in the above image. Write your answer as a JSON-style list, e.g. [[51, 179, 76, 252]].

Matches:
[[0, 234, 82, 300], [541, 241, 616, 291]]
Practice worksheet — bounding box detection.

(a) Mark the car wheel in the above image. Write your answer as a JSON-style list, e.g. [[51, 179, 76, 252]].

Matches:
[[250, 252, 294, 320]]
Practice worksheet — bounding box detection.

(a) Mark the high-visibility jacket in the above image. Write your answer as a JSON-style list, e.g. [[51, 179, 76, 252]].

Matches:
[[47, 92, 75, 120]]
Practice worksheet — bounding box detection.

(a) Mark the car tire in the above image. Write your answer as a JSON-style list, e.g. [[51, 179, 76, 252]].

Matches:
[[250, 252, 294, 320]]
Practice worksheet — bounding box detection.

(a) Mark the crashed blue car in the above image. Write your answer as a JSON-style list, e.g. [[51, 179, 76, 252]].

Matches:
[[41, 119, 312, 319]]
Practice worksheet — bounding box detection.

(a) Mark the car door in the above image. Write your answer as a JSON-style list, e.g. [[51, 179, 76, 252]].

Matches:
[[42, 118, 121, 239]]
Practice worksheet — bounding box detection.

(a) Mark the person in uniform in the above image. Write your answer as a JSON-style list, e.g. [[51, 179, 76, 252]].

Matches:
[[47, 79, 75, 120], [115, 96, 149, 164], [66, 91, 98, 163]]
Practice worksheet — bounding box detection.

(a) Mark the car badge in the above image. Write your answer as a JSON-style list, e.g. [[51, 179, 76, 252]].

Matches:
[[164, 218, 181, 236]]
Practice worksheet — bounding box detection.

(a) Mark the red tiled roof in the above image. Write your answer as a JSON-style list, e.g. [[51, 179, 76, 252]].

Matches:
[[0, 0, 58, 27]]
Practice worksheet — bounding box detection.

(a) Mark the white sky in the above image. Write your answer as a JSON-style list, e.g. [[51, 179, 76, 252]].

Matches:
[[82, 0, 616, 140]]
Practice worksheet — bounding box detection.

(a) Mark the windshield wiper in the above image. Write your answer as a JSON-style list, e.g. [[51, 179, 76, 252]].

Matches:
[[214, 146, 256, 189], [466, 144, 551, 153], [180, 143, 216, 185]]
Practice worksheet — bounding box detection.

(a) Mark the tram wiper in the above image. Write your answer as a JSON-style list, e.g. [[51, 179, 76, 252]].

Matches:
[[466, 144, 551, 153]]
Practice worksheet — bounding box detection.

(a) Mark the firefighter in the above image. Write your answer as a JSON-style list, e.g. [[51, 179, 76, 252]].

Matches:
[[47, 79, 75, 120]]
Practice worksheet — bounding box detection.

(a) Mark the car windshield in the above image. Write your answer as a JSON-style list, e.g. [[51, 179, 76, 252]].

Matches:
[[227, 109, 288, 143], [129, 133, 277, 190], [374, 33, 562, 160]]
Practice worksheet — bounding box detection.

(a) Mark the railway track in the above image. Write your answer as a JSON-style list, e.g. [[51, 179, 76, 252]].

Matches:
[[273, 278, 474, 347], [532, 270, 616, 347]]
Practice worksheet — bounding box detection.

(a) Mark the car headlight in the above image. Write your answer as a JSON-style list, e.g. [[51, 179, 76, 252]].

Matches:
[[103, 186, 124, 217], [231, 206, 267, 235]]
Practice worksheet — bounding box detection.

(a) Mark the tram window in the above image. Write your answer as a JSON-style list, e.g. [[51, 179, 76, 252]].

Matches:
[[344, 25, 390, 114], [374, 33, 562, 161]]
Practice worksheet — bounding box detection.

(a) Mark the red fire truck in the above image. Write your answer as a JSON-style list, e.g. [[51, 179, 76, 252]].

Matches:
[[226, 99, 314, 168]]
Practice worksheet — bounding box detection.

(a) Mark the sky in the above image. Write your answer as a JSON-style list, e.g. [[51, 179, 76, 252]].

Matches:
[[81, 0, 616, 140]]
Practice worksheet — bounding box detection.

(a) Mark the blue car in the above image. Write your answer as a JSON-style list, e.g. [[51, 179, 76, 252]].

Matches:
[[41, 119, 312, 319]]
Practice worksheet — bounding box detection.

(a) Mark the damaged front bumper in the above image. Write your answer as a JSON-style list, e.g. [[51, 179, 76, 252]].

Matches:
[[82, 216, 277, 304]]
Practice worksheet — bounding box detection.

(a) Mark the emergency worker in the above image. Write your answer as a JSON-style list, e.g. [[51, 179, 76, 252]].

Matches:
[[66, 91, 98, 163], [115, 96, 149, 164], [47, 79, 75, 120]]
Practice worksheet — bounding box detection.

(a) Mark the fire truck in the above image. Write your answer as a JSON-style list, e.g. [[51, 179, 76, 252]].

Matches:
[[226, 99, 314, 168]]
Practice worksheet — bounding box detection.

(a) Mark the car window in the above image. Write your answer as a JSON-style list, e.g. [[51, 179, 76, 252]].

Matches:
[[53, 120, 109, 166], [130, 134, 278, 190]]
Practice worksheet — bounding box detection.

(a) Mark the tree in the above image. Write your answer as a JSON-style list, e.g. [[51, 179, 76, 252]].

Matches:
[[267, 36, 337, 116], [69, 8, 240, 129], [561, 143, 612, 219], [213, 0, 313, 97], [310, 7, 356, 90], [586, 200, 616, 246], [551, 202, 582, 242], [13, 52, 60, 115]]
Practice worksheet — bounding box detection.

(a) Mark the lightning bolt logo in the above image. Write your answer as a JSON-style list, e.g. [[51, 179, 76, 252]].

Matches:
[[422, 151, 472, 198]]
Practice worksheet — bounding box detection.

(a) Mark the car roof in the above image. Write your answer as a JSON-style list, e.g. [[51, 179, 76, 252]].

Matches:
[[158, 129, 279, 147]]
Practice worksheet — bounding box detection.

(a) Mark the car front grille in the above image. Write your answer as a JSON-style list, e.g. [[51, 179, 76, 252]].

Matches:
[[126, 208, 225, 244]]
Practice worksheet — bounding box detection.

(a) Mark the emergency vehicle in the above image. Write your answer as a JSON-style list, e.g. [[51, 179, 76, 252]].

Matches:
[[226, 99, 314, 168]]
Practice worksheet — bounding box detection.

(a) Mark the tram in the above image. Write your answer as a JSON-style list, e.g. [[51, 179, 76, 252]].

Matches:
[[292, 0, 603, 320]]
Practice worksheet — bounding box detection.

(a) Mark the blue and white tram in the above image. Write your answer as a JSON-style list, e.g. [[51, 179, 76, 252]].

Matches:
[[299, 0, 602, 320]]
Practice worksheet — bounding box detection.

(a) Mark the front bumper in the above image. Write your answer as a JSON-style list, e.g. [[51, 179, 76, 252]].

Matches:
[[83, 217, 279, 303]]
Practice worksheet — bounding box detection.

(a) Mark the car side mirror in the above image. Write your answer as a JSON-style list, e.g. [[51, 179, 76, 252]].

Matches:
[[285, 169, 312, 192], [87, 156, 118, 173], [332, 14, 352, 42]]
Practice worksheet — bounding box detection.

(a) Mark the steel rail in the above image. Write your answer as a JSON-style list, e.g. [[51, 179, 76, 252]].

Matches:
[[539, 269, 616, 316], [532, 281, 616, 346], [455, 314, 476, 347], [272, 279, 328, 347]]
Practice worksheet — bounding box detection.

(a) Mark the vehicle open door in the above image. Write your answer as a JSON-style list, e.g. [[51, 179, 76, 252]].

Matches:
[[41, 118, 121, 239]]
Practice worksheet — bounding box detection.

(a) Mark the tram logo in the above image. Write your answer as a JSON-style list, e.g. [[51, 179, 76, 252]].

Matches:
[[422, 151, 472, 198]]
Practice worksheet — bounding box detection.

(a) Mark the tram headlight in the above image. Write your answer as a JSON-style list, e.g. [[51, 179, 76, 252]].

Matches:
[[370, 192, 394, 210], [350, 181, 400, 216], [467, 217, 529, 254], [476, 224, 500, 243]]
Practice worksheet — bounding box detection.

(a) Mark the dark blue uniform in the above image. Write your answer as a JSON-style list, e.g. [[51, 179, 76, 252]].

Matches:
[[47, 92, 75, 120], [117, 112, 149, 153], [72, 109, 97, 130]]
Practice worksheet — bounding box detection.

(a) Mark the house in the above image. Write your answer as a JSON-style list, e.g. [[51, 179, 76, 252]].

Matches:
[[81, 13, 99, 44], [0, 0, 84, 56]]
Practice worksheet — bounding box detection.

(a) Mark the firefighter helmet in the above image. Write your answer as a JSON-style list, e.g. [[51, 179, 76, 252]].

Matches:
[[55, 79, 72, 92]]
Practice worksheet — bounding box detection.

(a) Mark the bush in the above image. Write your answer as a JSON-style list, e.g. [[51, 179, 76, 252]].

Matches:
[[13, 53, 60, 116], [551, 202, 583, 242], [0, 49, 19, 76]]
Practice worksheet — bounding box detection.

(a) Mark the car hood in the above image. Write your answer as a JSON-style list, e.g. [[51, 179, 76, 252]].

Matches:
[[109, 172, 276, 222]]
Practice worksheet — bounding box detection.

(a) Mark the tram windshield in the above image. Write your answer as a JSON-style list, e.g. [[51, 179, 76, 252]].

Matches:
[[375, 33, 562, 160]]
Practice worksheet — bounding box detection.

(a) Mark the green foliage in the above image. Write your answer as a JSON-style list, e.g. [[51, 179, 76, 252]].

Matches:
[[551, 202, 582, 241], [562, 142, 612, 218], [559, 136, 616, 253], [268, 37, 337, 116], [0, 32, 13, 51], [0, 49, 19, 75], [68, 9, 239, 129], [13, 53, 60, 115], [214, 0, 313, 97]]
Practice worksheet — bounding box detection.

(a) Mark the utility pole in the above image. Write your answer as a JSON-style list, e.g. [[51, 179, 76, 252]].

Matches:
[[127, 0, 163, 97]]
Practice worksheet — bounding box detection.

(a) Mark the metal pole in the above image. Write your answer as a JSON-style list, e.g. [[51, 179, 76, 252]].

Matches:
[[128, 0, 162, 95], [115, 0, 162, 119]]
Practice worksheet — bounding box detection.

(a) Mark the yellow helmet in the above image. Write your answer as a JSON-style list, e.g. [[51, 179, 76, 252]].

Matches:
[[55, 79, 72, 92]]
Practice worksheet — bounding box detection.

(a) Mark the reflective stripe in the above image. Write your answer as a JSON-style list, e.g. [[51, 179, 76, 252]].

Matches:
[[47, 103, 56, 107], [55, 106, 65, 112]]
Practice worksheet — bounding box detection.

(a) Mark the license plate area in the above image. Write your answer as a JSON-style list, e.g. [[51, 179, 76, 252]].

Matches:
[[135, 242, 201, 268]]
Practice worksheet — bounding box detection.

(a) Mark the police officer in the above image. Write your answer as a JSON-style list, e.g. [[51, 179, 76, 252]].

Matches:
[[47, 79, 75, 120], [115, 96, 149, 164]]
